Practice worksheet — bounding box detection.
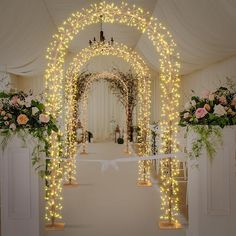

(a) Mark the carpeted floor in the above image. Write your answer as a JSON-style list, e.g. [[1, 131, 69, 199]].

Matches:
[[44, 142, 186, 236]]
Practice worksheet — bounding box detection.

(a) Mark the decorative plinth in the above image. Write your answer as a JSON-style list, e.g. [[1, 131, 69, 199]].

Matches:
[[159, 221, 183, 229], [63, 182, 79, 188], [45, 222, 65, 231], [137, 181, 152, 187]]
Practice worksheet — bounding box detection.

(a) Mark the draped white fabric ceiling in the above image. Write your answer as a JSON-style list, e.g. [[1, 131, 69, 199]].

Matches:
[[1, 0, 236, 76]]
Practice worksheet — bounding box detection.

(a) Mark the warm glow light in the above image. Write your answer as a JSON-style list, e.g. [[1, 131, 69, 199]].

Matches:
[[64, 42, 151, 186], [44, 1, 180, 226]]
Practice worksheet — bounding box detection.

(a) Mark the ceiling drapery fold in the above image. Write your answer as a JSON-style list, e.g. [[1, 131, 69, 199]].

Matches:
[[1, 0, 236, 76]]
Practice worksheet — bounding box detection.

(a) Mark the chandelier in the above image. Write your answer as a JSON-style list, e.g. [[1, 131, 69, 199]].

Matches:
[[89, 15, 114, 46]]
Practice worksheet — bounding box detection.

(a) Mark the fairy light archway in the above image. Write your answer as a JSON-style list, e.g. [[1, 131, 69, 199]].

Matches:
[[64, 42, 151, 188], [44, 1, 181, 229], [77, 71, 129, 155]]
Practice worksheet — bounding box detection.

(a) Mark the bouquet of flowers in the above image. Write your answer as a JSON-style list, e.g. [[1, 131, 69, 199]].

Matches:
[[0, 90, 59, 177], [0, 91, 57, 132], [179, 86, 236, 128]]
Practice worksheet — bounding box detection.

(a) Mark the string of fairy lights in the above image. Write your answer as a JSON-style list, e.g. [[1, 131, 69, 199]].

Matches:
[[64, 42, 151, 188], [44, 1, 181, 228]]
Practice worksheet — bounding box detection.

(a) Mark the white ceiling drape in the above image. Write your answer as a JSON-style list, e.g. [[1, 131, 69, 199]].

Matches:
[[1, 0, 236, 76]]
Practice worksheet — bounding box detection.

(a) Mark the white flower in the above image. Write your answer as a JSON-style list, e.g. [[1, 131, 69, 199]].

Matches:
[[191, 100, 196, 106], [213, 104, 227, 117], [183, 112, 190, 119], [32, 107, 39, 115], [25, 96, 33, 108], [184, 102, 191, 110], [17, 98, 24, 106], [9, 123, 16, 130]]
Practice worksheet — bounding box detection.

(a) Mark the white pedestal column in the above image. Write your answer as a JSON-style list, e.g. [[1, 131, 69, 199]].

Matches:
[[187, 126, 236, 236], [0, 135, 40, 236]]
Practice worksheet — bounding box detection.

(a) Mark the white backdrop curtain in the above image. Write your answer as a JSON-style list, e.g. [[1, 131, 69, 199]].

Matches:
[[79, 80, 126, 141]]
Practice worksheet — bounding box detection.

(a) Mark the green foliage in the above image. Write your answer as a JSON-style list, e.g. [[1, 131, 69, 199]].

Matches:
[[188, 125, 222, 162]]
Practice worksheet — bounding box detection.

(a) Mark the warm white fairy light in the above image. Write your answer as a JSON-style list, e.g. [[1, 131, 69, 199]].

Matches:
[[44, 1, 180, 226], [64, 42, 151, 187]]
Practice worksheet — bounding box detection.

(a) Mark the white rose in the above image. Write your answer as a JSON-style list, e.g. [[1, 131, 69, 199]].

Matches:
[[183, 112, 190, 119], [25, 96, 33, 108], [17, 98, 24, 106], [9, 123, 16, 130], [32, 107, 39, 115], [191, 100, 196, 106], [213, 104, 227, 117], [184, 102, 191, 110]]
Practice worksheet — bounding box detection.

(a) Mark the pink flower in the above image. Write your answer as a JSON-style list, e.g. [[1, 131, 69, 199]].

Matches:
[[195, 108, 208, 119], [3, 116, 8, 120], [39, 114, 50, 123], [219, 96, 227, 105], [9, 123, 16, 130], [1, 111, 6, 116], [10, 96, 18, 106]]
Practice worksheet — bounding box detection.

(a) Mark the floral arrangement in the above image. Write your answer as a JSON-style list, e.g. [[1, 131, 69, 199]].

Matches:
[[179, 81, 236, 161], [179, 86, 236, 128], [0, 90, 59, 177]]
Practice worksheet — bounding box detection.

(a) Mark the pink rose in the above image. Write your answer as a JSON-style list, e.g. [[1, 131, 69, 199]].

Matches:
[[1, 111, 6, 116], [6, 113, 12, 119], [195, 108, 208, 119], [219, 96, 227, 105], [4, 121, 9, 126], [10, 96, 18, 106], [39, 114, 50, 123]]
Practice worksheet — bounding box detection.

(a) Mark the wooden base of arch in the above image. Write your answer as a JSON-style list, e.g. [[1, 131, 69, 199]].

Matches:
[[64, 182, 79, 188], [80, 151, 89, 155], [137, 181, 152, 187], [159, 221, 183, 229], [45, 222, 65, 231]]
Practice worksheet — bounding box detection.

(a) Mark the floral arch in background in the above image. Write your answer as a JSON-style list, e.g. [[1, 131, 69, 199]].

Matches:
[[44, 1, 181, 229], [74, 71, 130, 155]]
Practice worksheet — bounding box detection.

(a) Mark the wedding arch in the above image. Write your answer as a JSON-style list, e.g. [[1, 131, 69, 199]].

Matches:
[[75, 71, 130, 153], [44, 1, 181, 229], [64, 42, 151, 188]]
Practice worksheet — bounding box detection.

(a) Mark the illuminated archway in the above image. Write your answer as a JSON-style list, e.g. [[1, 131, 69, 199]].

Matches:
[[44, 1, 181, 228], [64, 42, 151, 188], [77, 71, 129, 154]]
